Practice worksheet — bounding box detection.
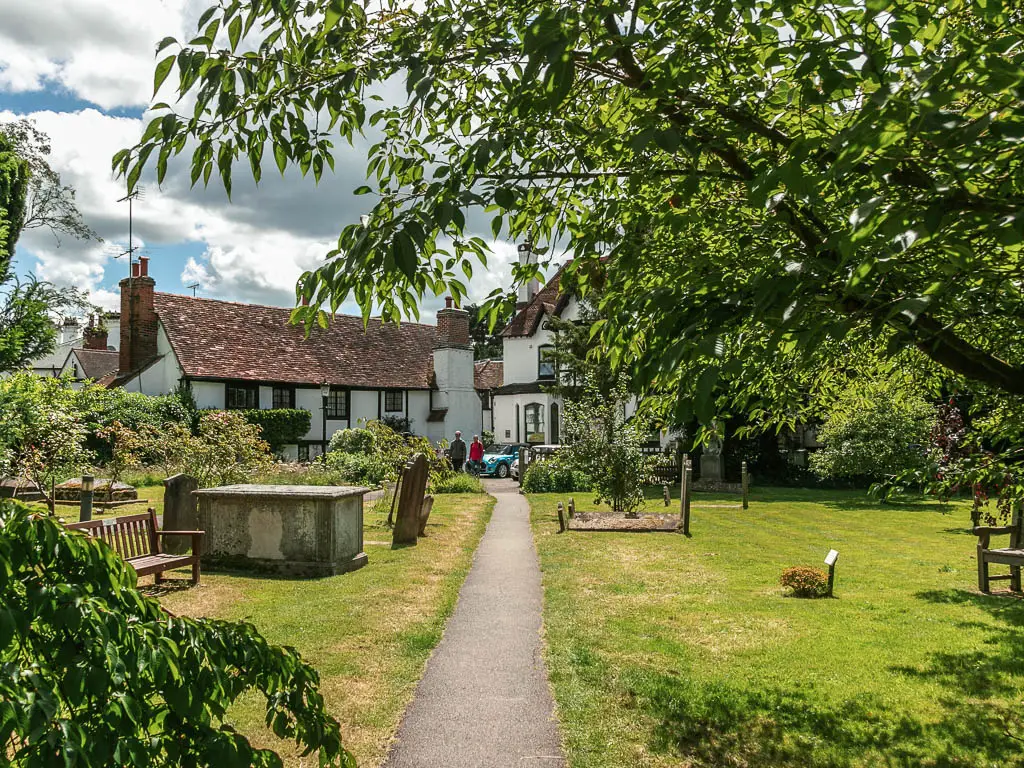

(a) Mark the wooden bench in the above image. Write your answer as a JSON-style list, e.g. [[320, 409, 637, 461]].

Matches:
[[975, 507, 1022, 593], [68, 508, 204, 585]]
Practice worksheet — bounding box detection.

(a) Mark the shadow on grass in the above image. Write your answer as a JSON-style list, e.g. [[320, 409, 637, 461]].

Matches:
[[627, 664, 1023, 767], [613, 594, 1024, 767]]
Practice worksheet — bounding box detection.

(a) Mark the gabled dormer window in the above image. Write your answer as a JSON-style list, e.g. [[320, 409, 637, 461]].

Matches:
[[538, 344, 556, 379]]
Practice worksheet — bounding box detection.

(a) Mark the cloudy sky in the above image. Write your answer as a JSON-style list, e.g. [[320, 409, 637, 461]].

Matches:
[[0, 0, 524, 319]]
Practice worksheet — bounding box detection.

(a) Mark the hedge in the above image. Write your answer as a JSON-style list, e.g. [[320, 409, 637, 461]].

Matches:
[[237, 408, 312, 449]]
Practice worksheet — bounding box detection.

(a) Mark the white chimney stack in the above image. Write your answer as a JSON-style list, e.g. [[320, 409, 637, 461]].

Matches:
[[517, 241, 541, 307]]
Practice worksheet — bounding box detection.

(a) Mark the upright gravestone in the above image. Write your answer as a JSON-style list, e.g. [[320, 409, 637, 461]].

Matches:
[[162, 473, 199, 555], [699, 427, 724, 483], [393, 454, 429, 546]]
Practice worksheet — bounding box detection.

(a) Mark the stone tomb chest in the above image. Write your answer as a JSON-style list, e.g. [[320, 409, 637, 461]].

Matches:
[[194, 485, 369, 576]]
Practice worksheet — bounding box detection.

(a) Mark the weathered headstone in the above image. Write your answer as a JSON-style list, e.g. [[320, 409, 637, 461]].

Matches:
[[162, 473, 199, 555], [699, 426, 724, 482], [557, 502, 566, 532], [393, 454, 428, 546], [418, 494, 435, 536], [663, 484, 670, 506], [568, 498, 575, 518]]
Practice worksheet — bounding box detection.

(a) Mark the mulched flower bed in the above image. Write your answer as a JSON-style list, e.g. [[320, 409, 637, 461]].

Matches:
[[568, 511, 683, 532]]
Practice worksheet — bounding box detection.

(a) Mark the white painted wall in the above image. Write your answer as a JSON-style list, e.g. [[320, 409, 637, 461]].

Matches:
[[192, 380, 225, 409], [502, 297, 578, 385]]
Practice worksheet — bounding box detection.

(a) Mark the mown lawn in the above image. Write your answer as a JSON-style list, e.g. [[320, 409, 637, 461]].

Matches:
[[529, 487, 1024, 768], [151, 491, 493, 767]]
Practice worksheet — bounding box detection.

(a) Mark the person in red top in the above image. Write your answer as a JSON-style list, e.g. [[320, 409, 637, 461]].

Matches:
[[467, 434, 485, 474]]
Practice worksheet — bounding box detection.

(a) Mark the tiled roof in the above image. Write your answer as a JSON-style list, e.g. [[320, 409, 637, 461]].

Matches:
[[71, 349, 119, 380], [474, 359, 503, 391], [502, 264, 571, 338], [153, 293, 437, 389]]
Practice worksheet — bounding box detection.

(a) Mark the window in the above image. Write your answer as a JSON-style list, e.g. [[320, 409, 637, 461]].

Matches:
[[538, 345, 556, 379], [297, 444, 310, 462], [384, 390, 403, 412], [525, 402, 545, 443], [326, 388, 349, 419], [225, 382, 258, 409], [272, 386, 295, 409]]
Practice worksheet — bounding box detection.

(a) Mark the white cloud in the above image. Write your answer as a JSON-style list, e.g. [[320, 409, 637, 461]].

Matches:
[[0, 0, 532, 322], [0, 0, 202, 108]]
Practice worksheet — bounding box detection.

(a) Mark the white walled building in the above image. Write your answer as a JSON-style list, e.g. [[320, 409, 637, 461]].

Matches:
[[111, 257, 487, 458], [19, 315, 121, 381], [491, 262, 578, 445]]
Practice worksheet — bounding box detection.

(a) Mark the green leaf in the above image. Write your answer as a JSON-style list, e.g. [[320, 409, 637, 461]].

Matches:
[[228, 17, 242, 51], [152, 55, 176, 97]]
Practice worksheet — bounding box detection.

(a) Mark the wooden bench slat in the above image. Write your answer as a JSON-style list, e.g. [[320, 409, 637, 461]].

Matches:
[[68, 508, 203, 585]]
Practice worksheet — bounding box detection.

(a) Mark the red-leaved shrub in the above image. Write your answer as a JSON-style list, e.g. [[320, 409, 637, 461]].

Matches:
[[780, 566, 828, 598]]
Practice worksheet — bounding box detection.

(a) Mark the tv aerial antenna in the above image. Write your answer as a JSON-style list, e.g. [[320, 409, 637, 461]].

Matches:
[[115, 186, 145, 275]]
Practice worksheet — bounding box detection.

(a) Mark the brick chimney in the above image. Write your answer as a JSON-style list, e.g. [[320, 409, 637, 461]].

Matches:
[[82, 315, 108, 350], [435, 296, 470, 348], [119, 256, 158, 373]]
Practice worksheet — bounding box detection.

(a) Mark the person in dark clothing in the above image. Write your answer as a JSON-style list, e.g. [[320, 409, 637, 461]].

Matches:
[[449, 430, 467, 472]]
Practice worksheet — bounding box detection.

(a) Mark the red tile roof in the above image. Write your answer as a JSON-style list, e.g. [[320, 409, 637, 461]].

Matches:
[[153, 293, 437, 389], [502, 264, 571, 338], [71, 349, 119, 380], [473, 359, 504, 391]]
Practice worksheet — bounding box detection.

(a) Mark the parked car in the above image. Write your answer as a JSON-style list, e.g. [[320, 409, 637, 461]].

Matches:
[[481, 443, 526, 478], [510, 457, 519, 480]]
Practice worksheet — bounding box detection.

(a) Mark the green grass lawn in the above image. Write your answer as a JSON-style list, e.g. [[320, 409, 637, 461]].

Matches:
[[529, 487, 1024, 768], [150, 491, 493, 767]]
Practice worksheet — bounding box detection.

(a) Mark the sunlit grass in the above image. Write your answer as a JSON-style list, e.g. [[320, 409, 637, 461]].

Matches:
[[530, 487, 1024, 767], [156, 492, 493, 767]]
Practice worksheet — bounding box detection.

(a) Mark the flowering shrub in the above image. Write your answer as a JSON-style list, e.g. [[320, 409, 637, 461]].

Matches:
[[780, 566, 829, 598], [146, 411, 272, 488]]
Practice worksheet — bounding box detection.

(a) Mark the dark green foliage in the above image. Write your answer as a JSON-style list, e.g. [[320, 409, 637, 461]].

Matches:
[[120, 0, 1024, 405], [465, 303, 508, 361], [1, 127, 91, 374], [0, 499, 355, 767], [75, 387, 195, 463], [522, 459, 592, 494], [379, 414, 412, 434], [238, 408, 312, 450], [0, 131, 28, 262]]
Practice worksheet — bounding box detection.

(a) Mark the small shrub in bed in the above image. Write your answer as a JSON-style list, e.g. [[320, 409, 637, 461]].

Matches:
[[430, 472, 484, 494], [780, 566, 829, 598]]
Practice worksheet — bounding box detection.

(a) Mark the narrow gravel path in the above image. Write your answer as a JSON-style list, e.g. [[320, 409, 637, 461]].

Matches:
[[382, 479, 565, 768]]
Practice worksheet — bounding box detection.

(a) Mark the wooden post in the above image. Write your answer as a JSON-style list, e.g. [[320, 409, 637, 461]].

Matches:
[[741, 461, 749, 510], [682, 459, 692, 536], [679, 453, 688, 519], [557, 502, 566, 532], [518, 447, 527, 486]]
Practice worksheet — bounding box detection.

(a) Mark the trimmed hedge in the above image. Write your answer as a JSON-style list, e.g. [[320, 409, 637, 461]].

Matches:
[[238, 409, 311, 450]]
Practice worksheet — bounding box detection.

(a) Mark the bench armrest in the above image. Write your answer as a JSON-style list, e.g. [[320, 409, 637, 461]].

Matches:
[[975, 525, 1017, 549]]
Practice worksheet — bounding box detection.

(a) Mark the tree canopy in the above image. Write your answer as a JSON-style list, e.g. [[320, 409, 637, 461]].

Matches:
[[119, 0, 1024, 426], [1, 123, 93, 373]]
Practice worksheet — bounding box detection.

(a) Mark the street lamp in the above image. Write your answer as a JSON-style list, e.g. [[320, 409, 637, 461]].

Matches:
[[320, 380, 331, 458]]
